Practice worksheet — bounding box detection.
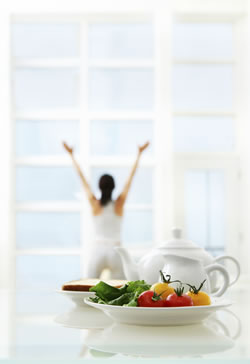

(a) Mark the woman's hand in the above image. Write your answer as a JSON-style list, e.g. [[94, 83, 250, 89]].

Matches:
[[138, 141, 150, 156], [63, 141, 74, 155]]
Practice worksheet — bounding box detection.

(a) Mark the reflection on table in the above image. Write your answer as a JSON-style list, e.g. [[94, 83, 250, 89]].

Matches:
[[0, 287, 249, 360]]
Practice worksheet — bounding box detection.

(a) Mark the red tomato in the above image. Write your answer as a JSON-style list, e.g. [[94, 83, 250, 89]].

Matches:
[[165, 292, 194, 307], [137, 290, 165, 307]]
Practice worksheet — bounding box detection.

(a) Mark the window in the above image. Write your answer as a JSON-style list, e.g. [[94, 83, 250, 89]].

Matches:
[[12, 17, 157, 314], [172, 21, 239, 255]]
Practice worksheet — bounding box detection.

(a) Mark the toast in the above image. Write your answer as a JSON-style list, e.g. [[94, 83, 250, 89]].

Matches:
[[62, 278, 128, 292]]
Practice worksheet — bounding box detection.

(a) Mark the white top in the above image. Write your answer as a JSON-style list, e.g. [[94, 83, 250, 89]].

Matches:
[[92, 201, 122, 242]]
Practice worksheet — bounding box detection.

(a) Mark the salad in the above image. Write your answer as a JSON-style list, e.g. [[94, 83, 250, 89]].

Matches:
[[89, 271, 211, 308], [89, 280, 151, 307]]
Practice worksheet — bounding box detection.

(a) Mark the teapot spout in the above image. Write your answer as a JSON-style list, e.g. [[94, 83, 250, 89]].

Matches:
[[115, 247, 139, 281]]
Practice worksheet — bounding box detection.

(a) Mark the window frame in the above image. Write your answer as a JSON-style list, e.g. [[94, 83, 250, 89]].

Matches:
[[0, 0, 248, 292]]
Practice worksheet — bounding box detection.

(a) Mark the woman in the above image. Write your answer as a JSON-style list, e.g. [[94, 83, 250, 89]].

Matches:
[[63, 141, 149, 279]]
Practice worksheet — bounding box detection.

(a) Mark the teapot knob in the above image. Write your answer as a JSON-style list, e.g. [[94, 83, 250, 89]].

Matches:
[[172, 227, 182, 239]]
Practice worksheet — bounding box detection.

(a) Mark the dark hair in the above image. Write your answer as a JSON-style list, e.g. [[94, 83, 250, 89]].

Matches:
[[99, 174, 115, 206]]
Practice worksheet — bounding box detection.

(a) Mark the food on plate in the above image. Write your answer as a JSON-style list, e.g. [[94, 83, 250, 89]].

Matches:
[[137, 290, 166, 307], [186, 280, 211, 306], [89, 280, 151, 306], [88, 276, 213, 308], [150, 271, 180, 299], [62, 279, 128, 292], [165, 285, 194, 307]]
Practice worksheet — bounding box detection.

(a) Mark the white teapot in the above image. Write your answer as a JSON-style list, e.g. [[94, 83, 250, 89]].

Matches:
[[161, 254, 230, 297], [115, 228, 240, 292]]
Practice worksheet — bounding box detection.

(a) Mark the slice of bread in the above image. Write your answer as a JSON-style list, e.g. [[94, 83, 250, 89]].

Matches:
[[62, 279, 128, 292]]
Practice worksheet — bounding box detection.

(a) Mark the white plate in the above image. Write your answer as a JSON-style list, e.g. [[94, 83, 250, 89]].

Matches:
[[84, 298, 232, 326], [57, 290, 95, 307]]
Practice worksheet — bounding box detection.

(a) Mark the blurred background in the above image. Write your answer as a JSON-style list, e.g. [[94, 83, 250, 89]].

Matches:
[[0, 0, 250, 320]]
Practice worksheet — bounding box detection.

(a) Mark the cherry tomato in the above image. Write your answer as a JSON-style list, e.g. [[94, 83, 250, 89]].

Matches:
[[186, 291, 211, 306], [186, 280, 211, 306], [150, 282, 175, 299], [165, 286, 194, 307], [150, 271, 181, 300], [137, 290, 165, 307]]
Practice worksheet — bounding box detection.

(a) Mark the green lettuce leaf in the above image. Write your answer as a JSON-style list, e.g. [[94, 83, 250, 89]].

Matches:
[[89, 281, 128, 301], [108, 293, 133, 306], [126, 280, 151, 294], [89, 280, 150, 306]]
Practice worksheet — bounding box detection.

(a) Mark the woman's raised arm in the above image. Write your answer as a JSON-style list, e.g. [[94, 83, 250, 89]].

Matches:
[[63, 142, 97, 207], [115, 141, 150, 215]]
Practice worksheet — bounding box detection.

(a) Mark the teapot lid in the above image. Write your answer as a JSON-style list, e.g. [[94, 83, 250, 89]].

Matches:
[[157, 228, 201, 250]]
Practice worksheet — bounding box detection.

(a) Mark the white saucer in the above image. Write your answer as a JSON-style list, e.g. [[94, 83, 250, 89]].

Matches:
[[54, 305, 112, 329], [57, 290, 95, 307], [84, 298, 232, 326]]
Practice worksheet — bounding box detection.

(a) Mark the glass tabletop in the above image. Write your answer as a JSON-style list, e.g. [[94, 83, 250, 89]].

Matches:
[[0, 286, 249, 361]]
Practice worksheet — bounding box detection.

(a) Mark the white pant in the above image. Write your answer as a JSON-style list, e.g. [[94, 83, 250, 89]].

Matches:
[[83, 240, 125, 279]]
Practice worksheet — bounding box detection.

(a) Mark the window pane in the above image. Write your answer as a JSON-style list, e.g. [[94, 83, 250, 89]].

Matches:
[[123, 210, 153, 245], [89, 69, 154, 111], [14, 69, 79, 111], [16, 120, 80, 156], [91, 167, 153, 204], [16, 255, 81, 290], [185, 169, 225, 251], [16, 167, 81, 201], [209, 171, 225, 248], [174, 116, 235, 152], [90, 120, 153, 156], [173, 23, 233, 60], [186, 171, 207, 248], [89, 23, 153, 59], [12, 23, 80, 58], [173, 65, 232, 111], [16, 212, 81, 249]]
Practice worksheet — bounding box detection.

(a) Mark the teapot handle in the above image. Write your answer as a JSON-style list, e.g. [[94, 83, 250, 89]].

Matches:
[[213, 255, 241, 286], [205, 263, 230, 297]]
